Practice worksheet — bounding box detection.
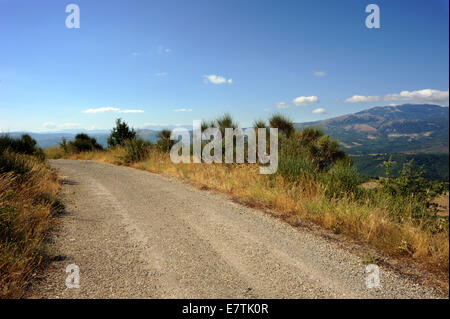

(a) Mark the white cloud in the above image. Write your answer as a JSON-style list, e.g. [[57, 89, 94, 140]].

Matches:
[[43, 122, 81, 129], [345, 89, 449, 105], [83, 107, 144, 114], [43, 122, 56, 129], [345, 95, 381, 103], [384, 89, 449, 105], [312, 108, 327, 114], [172, 108, 192, 112], [119, 109, 145, 113], [263, 108, 270, 112], [131, 52, 142, 56], [142, 122, 169, 127], [276, 102, 290, 109], [155, 72, 168, 77], [203, 74, 233, 85], [83, 107, 120, 113], [292, 95, 319, 106], [313, 71, 327, 77]]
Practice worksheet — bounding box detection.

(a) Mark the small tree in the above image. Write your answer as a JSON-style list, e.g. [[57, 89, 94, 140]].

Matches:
[[107, 118, 136, 147], [60, 137, 68, 153]]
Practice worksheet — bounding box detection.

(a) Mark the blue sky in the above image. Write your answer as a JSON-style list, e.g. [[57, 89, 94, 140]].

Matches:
[[0, 0, 449, 132]]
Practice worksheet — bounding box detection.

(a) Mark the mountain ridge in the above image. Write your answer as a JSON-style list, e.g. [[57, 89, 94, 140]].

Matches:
[[2, 104, 448, 154], [294, 104, 449, 154]]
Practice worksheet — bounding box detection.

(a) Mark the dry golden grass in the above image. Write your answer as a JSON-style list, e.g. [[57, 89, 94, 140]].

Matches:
[[43, 146, 65, 159], [46, 147, 449, 283], [0, 154, 60, 298]]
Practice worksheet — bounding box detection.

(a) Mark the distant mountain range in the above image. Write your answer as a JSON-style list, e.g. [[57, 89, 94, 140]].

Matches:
[[293, 104, 449, 180], [294, 104, 449, 155], [2, 129, 161, 148], [2, 104, 448, 179], [3, 104, 448, 153]]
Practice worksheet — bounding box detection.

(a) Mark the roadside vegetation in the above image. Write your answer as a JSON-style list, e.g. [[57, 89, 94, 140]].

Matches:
[[45, 116, 449, 285], [0, 135, 61, 298]]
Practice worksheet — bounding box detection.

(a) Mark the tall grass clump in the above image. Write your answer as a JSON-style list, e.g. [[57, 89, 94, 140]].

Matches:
[[276, 127, 349, 183], [269, 113, 295, 137], [157, 129, 174, 152]]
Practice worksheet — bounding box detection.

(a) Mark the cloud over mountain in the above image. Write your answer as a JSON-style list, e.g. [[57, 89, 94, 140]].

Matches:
[[83, 107, 144, 114]]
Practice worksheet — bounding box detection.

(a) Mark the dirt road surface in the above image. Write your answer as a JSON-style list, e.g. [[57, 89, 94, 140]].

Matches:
[[26, 160, 440, 298]]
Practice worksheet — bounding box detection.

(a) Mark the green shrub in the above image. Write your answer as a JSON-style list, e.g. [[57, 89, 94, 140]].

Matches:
[[277, 153, 318, 182], [379, 158, 447, 226], [292, 128, 347, 171], [67, 133, 103, 153], [0, 134, 44, 174], [276, 128, 349, 182], [0, 134, 44, 160], [59, 137, 68, 153], [321, 161, 361, 199], [122, 138, 152, 164]]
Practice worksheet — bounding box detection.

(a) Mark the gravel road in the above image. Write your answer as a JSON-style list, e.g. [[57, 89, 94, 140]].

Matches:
[[26, 160, 441, 298]]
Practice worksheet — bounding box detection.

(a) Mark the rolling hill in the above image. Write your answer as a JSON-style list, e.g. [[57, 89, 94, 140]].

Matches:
[[295, 104, 449, 155], [295, 104, 449, 180]]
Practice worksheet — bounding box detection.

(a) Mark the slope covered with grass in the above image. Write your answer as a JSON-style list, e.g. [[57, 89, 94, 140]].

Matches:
[[0, 135, 61, 298]]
